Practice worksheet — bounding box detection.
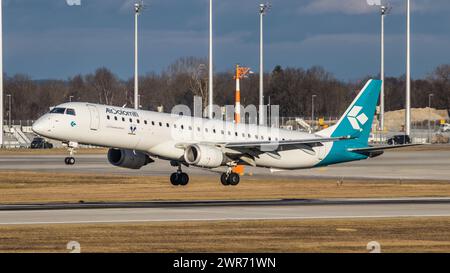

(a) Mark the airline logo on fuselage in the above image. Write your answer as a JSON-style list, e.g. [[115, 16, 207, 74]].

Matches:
[[106, 108, 139, 118]]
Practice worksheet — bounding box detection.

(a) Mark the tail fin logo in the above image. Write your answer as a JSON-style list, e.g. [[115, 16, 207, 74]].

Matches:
[[347, 106, 368, 131]]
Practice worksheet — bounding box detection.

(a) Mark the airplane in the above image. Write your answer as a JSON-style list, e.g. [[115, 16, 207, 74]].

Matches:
[[32, 79, 416, 186]]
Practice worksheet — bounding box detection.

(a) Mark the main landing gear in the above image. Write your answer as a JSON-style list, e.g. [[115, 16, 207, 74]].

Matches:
[[220, 167, 240, 186], [170, 161, 189, 186], [63, 141, 78, 166]]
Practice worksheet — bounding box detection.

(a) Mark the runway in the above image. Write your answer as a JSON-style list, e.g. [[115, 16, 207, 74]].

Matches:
[[1, 149, 450, 180], [1, 198, 450, 225], [1, 149, 449, 225]]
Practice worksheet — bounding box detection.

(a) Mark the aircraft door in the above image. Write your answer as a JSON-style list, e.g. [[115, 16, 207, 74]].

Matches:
[[87, 105, 100, 131]]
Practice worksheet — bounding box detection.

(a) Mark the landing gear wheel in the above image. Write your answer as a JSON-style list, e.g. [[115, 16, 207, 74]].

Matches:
[[170, 172, 190, 186], [221, 173, 230, 186], [228, 173, 240, 186], [170, 173, 180, 186], [220, 172, 240, 186], [179, 173, 189, 186], [65, 157, 76, 165]]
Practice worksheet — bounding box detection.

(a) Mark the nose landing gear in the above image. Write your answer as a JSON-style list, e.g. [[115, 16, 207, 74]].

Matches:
[[64, 156, 76, 165], [63, 142, 78, 166]]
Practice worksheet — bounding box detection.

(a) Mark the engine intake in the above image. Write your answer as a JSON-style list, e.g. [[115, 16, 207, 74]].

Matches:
[[184, 144, 225, 168], [108, 149, 153, 170]]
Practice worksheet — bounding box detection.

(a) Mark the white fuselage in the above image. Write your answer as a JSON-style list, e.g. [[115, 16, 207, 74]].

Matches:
[[32, 103, 333, 170]]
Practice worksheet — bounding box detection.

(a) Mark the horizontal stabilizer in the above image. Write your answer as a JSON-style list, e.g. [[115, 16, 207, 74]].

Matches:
[[348, 144, 422, 153]]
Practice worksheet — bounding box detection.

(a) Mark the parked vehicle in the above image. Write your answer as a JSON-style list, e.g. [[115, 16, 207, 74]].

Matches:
[[30, 137, 54, 149], [387, 135, 411, 145], [441, 123, 450, 132]]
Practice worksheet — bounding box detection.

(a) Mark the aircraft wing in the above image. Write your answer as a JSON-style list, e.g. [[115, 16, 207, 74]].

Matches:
[[223, 136, 353, 150]]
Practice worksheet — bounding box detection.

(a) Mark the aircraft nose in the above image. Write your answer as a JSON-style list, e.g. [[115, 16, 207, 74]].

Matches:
[[32, 118, 49, 135]]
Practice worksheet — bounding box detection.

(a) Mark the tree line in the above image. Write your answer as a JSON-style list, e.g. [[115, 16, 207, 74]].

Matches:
[[3, 57, 449, 121]]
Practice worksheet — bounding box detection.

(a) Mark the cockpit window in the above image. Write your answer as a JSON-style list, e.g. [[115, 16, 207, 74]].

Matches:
[[50, 108, 66, 114], [66, 108, 76, 116]]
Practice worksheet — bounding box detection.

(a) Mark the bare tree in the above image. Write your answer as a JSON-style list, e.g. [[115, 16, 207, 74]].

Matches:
[[166, 57, 210, 107], [86, 67, 122, 106]]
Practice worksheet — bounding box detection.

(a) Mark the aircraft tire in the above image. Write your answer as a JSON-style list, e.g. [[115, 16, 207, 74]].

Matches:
[[65, 157, 75, 165], [170, 173, 180, 186], [228, 173, 240, 186], [179, 173, 189, 186], [221, 173, 230, 186]]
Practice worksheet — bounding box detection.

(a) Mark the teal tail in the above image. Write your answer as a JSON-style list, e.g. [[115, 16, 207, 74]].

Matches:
[[319, 79, 382, 146]]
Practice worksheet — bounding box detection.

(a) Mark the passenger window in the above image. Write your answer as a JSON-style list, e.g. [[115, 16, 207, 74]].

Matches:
[[152, 121, 155, 126], [174, 124, 177, 129], [114, 116, 118, 121], [129, 118, 133, 123], [189, 126, 192, 130], [159, 122, 162, 126], [107, 115, 110, 120], [197, 127, 201, 132], [235, 132, 238, 137], [137, 119, 140, 124], [144, 120, 148, 125], [205, 128, 208, 133], [213, 129, 216, 134], [221, 130, 224, 135], [122, 117, 125, 122], [66, 109, 76, 116], [166, 123, 170, 128]]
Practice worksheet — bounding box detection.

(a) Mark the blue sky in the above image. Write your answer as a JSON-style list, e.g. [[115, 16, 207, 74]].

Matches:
[[2, 0, 450, 80]]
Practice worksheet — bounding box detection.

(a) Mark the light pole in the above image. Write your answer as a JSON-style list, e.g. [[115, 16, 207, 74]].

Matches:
[[69, 96, 74, 102], [311, 94, 317, 133], [134, 1, 144, 110], [380, 5, 390, 132], [138, 94, 143, 109], [405, 0, 411, 137], [0, 0, 3, 146], [259, 3, 270, 126], [428, 93, 434, 143], [208, 0, 214, 119], [6, 94, 10, 129]]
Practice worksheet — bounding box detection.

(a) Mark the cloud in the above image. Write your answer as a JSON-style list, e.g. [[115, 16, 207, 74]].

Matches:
[[298, 0, 379, 15], [298, 0, 450, 15]]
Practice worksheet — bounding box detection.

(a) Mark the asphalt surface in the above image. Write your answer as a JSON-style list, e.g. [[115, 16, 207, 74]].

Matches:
[[0, 149, 449, 180], [1, 198, 450, 225]]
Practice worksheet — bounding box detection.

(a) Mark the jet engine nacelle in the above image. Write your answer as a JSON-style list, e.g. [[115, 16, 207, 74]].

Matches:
[[184, 144, 225, 168], [107, 148, 153, 170]]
